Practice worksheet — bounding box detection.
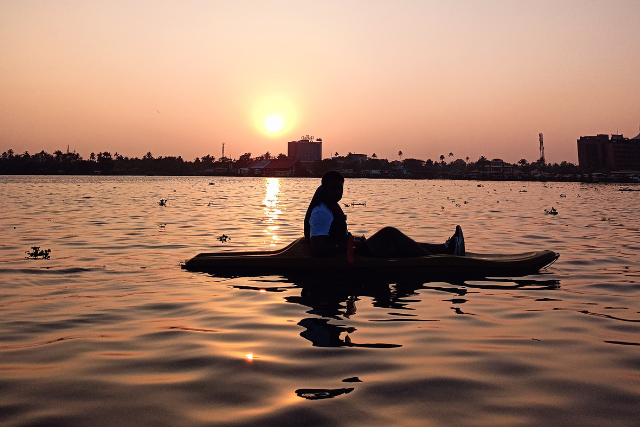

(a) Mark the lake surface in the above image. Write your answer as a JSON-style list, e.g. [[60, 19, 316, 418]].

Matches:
[[1, 176, 639, 427]]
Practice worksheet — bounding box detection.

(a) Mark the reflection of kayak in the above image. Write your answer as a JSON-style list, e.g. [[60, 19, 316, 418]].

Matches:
[[183, 238, 559, 277]]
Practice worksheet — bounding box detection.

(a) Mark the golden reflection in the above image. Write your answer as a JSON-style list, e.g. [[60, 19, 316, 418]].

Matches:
[[262, 178, 282, 246], [245, 353, 254, 360]]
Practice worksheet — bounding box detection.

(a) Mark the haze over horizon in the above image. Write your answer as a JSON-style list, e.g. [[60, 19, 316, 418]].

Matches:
[[2, 0, 639, 165]]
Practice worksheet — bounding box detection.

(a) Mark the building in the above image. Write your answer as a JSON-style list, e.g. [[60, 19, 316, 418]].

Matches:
[[577, 133, 640, 172], [247, 158, 300, 177], [483, 159, 513, 179], [288, 136, 322, 163], [345, 153, 368, 163]]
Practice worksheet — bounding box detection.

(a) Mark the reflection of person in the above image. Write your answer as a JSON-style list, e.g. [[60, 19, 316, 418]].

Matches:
[[304, 171, 465, 258]]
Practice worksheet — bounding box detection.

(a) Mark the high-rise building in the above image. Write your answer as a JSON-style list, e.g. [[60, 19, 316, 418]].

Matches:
[[577, 133, 640, 171], [288, 136, 322, 163]]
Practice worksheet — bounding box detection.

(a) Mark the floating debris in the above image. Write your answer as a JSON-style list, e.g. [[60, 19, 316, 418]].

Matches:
[[601, 217, 611, 222], [477, 184, 483, 187], [619, 187, 640, 192], [207, 202, 215, 206], [351, 202, 366, 207], [218, 234, 231, 243], [158, 223, 166, 228], [209, 182, 215, 185], [544, 207, 558, 215], [519, 190, 527, 193], [26, 246, 50, 260], [158, 199, 167, 206], [560, 194, 567, 198]]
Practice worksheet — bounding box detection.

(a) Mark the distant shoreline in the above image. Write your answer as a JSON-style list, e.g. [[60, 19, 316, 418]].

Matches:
[[2, 149, 637, 183], [1, 173, 638, 184]]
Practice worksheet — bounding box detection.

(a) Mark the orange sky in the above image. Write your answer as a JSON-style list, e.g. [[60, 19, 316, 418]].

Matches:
[[1, 0, 639, 164]]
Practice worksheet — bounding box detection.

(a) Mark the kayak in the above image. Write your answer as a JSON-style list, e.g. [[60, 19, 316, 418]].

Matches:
[[182, 238, 559, 278]]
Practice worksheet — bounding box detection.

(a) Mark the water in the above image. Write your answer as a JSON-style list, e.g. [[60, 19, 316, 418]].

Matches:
[[1, 176, 639, 426]]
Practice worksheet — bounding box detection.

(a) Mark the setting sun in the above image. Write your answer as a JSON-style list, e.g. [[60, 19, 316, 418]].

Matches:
[[265, 115, 284, 133]]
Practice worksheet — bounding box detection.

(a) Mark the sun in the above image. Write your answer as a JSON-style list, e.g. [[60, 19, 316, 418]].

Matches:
[[264, 115, 284, 133]]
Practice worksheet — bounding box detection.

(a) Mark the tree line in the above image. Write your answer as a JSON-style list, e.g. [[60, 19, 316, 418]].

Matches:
[[0, 148, 580, 178]]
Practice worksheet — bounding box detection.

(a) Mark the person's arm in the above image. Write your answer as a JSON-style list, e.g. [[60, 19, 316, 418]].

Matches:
[[309, 206, 339, 257]]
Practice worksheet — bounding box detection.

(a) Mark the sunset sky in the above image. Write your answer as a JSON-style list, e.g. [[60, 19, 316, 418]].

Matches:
[[1, 0, 639, 164]]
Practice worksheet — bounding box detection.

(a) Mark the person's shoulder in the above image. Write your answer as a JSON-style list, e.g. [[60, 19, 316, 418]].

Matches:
[[311, 203, 332, 216]]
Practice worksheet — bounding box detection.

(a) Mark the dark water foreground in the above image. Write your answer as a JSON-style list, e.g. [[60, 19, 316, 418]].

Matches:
[[1, 176, 639, 427]]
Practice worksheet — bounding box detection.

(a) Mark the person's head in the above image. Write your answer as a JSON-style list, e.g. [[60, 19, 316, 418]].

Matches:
[[321, 171, 344, 203]]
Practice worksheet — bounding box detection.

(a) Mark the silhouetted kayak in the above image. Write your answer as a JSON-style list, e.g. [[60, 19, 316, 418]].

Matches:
[[183, 238, 559, 278]]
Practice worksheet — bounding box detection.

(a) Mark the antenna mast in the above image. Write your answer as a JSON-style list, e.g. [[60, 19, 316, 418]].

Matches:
[[222, 142, 225, 159], [539, 133, 544, 162]]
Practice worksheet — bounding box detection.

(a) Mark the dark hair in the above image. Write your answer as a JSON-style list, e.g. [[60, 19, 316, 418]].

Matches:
[[321, 170, 344, 185]]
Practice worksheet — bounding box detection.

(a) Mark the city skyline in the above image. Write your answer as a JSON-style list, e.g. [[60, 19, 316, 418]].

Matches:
[[2, 1, 640, 164]]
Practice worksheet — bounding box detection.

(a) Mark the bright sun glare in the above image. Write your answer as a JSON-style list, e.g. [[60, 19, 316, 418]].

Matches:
[[265, 115, 284, 133]]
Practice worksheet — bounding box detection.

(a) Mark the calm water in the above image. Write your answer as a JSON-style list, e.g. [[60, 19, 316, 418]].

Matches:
[[1, 176, 639, 427]]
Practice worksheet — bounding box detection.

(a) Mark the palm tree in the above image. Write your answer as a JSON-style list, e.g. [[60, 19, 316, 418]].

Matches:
[[449, 152, 454, 160], [398, 150, 403, 161], [371, 153, 377, 159], [465, 156, 470, 163], [439, 154, 445, 164], [334, 152, 339, 157]]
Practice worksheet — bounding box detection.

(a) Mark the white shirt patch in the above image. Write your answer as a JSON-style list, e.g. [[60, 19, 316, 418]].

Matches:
[[309, 203, 333, 237]]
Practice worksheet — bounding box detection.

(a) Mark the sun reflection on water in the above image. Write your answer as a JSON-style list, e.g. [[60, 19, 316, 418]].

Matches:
[[262, 178, 282, 246]]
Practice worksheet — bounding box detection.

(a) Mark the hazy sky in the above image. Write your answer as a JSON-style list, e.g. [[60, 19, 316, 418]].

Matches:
[[1, 0, 639, 164]]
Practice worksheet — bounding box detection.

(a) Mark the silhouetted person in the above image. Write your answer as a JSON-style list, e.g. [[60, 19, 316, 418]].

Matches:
[[304, 171, 464, 258]]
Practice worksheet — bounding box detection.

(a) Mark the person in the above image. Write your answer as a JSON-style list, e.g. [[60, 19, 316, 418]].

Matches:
[[304, 171, 465, 258]]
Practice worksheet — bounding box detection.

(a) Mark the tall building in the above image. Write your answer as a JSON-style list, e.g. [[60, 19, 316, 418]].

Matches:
[[577, 133, 640, 171], [288, 136, 322, 163]]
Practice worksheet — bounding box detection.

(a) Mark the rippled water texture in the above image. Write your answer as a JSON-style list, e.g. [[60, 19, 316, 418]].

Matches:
[[1, 176, 639, 426]]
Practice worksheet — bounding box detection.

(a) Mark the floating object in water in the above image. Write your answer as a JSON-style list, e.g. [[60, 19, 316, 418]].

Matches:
[[26, 246, 50, 260], [619, 187, 640, 192], [209, 182, 215, 185], [207, 202, 215, 206], [343, 203, 350, 208], [158, 199, 167, 206], [519, 190, 527, 193], [183, 238, 560, 277], [158, 223, 166, 228], [217, 234, 231, 243], [351, 202, 366, 207], [544, 207, 558, 215], [601, 217, 611, 222], [477, 184, 483, 187], [560, 194, 566, 198]]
